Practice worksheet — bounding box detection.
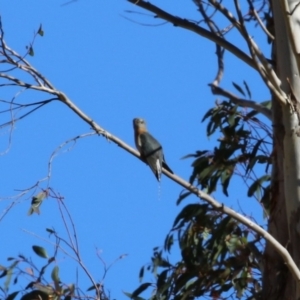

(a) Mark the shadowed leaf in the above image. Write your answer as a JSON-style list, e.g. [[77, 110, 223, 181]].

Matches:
[[232, 81, 245, 96], [6, 291, 19, 300], [131, 283, 152, 298], [37, 24, 44, 36], [32, 245, 48, 259]]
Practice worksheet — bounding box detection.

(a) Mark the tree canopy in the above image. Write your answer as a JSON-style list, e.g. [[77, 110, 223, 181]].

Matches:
[[1, 1, 300, 299]]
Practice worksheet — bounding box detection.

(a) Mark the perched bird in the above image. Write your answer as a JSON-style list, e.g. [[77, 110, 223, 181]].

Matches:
[[133, 118, 173, 181]]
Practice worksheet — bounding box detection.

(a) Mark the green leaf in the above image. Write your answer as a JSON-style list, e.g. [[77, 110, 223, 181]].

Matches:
[[33, 284, 54, 295], [139, 266, 144, 282], [19, 290, 50, 300], [243, 80, 251, 99], [228, 114, 235, 127], [32, 245, 48, 259], [6, 291, 19, 300], [225, 235, 241, 253], [7, 257, 14, 261], [164, 234, 174, 252], [173, 204, 208, 228], [208, 172, 220, 194], [29, 46, 34, 56], [245, 139, 263, 175], [46, 228, 55, 234], [232, 81, 245, 96], [201, 108, 214, 122], [4, 261, 19, 291], [245, 110, 258, 119], [0, 270, 7, 278], [123, 291, 144, 300], [4, 269, 13, 291], [261, 100, 271, 109], [221, 165, 234, 196], [207, 114, 222, 136], [156, 269, 169, 292], [198, 164, 215, 181], [63, 283, 75, 295], [247, 175, 270, 198], [51, 266, 60, 283], [176, 191, 192, 205], [86, 283, 101, 291], [131, 283, 152, 298], [37, 24, 44, 36]]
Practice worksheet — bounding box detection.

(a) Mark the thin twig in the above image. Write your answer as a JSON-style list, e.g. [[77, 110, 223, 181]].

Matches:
[[127, 0, 255, 69], [55, 195, 101, 299], [250, 4, 274, 41]]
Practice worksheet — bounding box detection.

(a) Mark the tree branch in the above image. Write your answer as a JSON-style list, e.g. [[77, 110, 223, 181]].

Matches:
[[41, 96, 300, 281], [248, 2, 274, 41], [127, 0, 256, 69], [209, 0, 286, 105], [209, 83, 272, 120], [128, 0, 287, 106], [164, 171, 300, 282], [1, 7, 299, 286], [197, 1, 224, 86], [280, 0, 300, 73]]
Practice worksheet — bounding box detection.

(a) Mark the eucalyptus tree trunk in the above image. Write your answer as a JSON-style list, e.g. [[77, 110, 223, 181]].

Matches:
[[264, 1, 300, 299]]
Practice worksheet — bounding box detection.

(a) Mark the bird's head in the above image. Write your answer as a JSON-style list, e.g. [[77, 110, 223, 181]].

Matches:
[[133, 118, 147, 132]]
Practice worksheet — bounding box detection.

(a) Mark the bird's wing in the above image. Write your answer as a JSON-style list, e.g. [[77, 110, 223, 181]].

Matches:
[[140, 132, 163, 180], [146, 155, 162, 181], [139, 132, 163, 158]]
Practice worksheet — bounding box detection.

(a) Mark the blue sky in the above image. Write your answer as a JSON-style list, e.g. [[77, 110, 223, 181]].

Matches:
[[0, 1, 271, 299]]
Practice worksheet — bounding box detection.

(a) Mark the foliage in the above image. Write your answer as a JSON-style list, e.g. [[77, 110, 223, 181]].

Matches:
[[188, 98, 271, 213], [128, 95, 269, 299], [0, 190, 113, 300], [0, 244, 74, 300], [130, 207, 263, 299], [1, 0, 294, 299], [0, 230, 110, 300]]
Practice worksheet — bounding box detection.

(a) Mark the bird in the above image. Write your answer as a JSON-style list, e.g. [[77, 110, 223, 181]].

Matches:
[[133, 118, 173, 181]]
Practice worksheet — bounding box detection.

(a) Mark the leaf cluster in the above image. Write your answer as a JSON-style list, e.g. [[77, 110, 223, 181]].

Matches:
[[129, 203, 263, 299], [186, 99, 271, 212], [0, 232, 109, 300], [129, 91, 271, 299], [0, 245, 73, 300]]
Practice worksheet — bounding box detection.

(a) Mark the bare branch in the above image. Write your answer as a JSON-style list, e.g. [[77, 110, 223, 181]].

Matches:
[[209, 83, 272, 120], [0, 73, 54, 93], [128, 0, 287, 106], [208, 0, 286, 105], [47, 132, 96, 183], [197, 1, 224, 85], [55, 196, 101, 299], [248, 2, 274, 41], [127, 0, 255, 69]]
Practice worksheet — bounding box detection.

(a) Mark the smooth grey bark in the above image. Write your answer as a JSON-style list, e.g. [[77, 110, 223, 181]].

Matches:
[[263, 97, 290, 299], [265, 1, 300, 299]]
